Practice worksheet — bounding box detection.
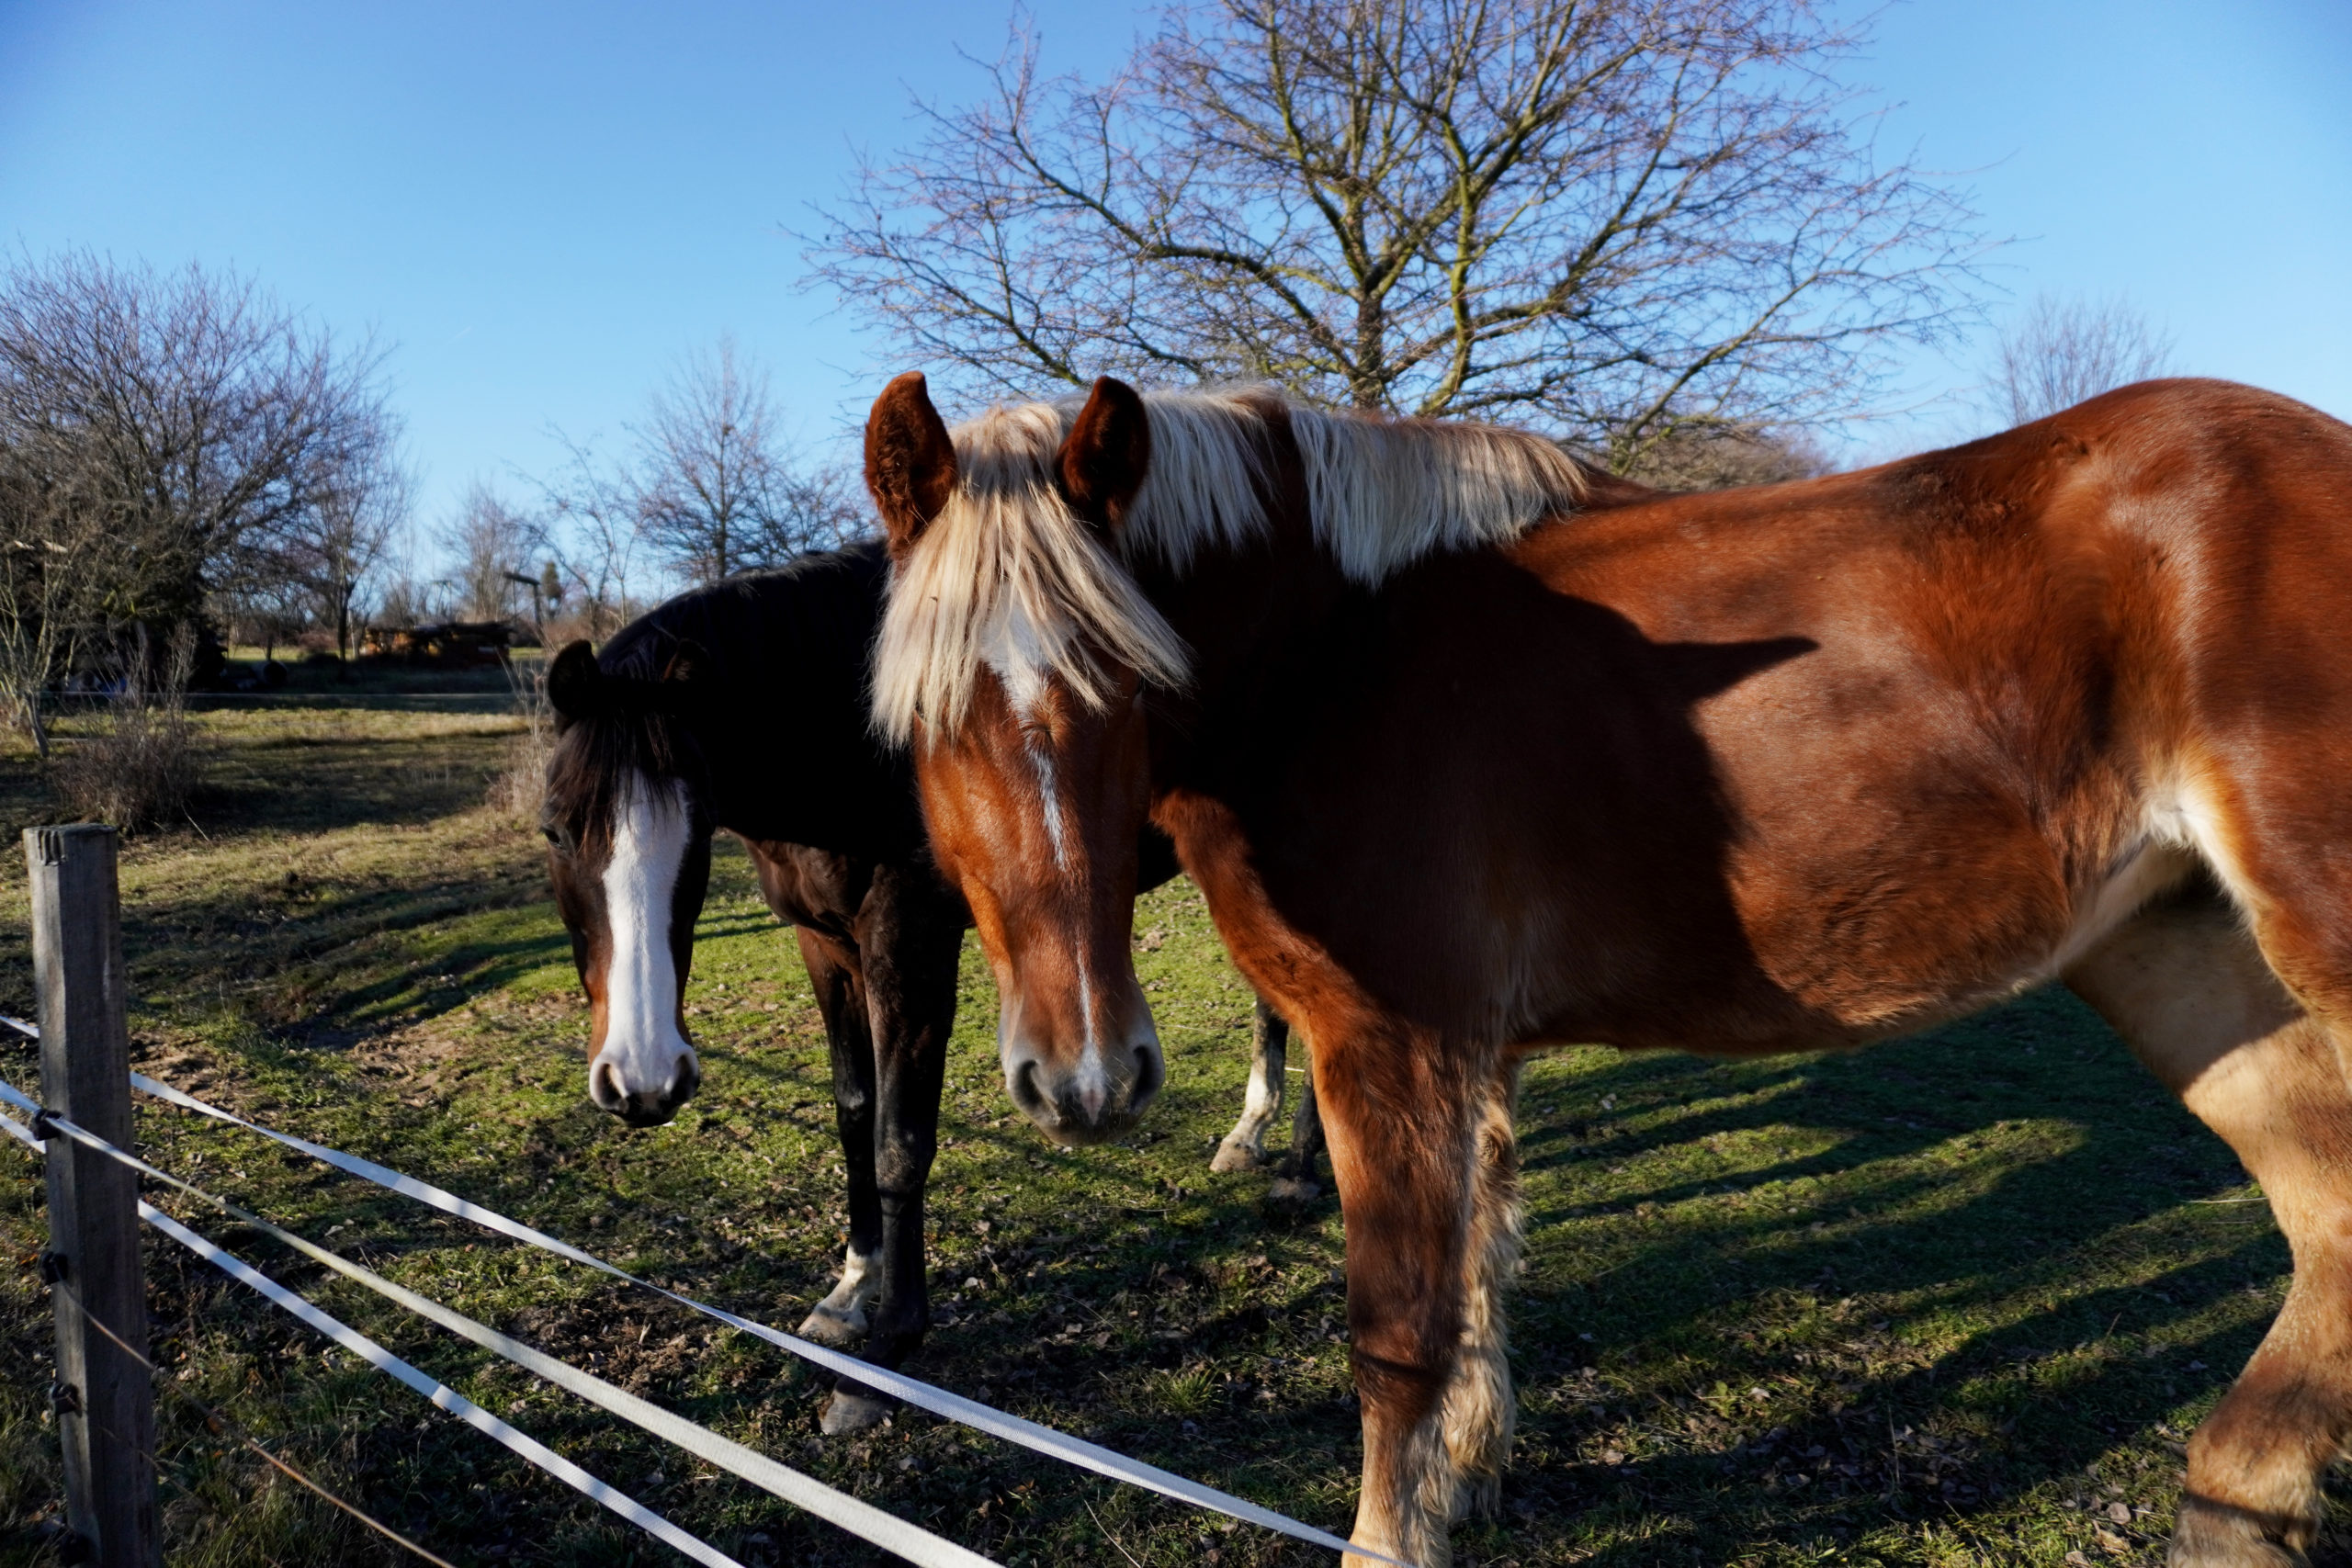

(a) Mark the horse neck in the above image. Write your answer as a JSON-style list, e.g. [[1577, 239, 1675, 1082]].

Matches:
[[1132, 486, 1354, 774], [664, 557, 922, 855]]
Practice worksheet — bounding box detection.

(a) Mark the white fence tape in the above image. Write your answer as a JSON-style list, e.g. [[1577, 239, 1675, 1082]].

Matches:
[[0, 1105, 750, 1568], [123, 1070, 1396, 1563], [0, 1012, 1396, 1564], [3, 1091, 996, 1568]]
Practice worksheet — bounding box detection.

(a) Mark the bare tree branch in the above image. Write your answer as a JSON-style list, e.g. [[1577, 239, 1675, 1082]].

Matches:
[[1985, 292, 2177, 426], [807, 0, 1992, 461]]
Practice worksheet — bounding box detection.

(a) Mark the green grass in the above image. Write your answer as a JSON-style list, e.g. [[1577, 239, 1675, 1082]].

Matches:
[[0, 699, 2328, 1565]]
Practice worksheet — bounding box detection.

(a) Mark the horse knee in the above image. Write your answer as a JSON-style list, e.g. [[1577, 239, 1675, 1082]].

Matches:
[[874, 1136, 935, 1197]]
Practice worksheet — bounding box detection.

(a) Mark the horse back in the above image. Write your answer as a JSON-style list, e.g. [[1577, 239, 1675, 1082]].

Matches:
[[1224, 379, 2352, 1054]]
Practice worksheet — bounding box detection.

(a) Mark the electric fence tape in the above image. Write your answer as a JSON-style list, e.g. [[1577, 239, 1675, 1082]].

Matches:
[[0, 1085, 995, 1568], [0, 1017, 1398, 1565], [0, 1102, 753, 1568]]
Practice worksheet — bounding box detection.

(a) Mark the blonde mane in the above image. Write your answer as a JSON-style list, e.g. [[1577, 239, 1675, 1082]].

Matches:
[[873, 389, 1588, 741]]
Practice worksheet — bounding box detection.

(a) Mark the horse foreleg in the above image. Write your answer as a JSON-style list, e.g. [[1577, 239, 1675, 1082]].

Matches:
[[823, 870, 965, 1437], [797, 930, 883, 1352], [1317, 1021, 1487, 1568], [1212, 997, 1288, 1172]]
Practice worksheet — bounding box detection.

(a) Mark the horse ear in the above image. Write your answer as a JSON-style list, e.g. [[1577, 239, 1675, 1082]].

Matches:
[[1057, 377, 1151, 533], [659, 640, 708, 692], [864, 371, 958, 561], [548, 641, 602, 730]]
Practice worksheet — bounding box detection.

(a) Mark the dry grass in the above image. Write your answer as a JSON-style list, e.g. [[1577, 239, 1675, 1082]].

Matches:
[[485, 656, 554, 824]]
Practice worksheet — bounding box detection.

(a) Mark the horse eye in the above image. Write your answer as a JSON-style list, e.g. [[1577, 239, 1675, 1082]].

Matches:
[[541, 824, 569, 851]]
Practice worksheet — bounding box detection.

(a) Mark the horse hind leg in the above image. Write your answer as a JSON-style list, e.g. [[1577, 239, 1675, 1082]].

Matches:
[[1269, 1057, 1329, 1209], [2065, 889, 2352, 1567], [1435, 1063, 1523, 1525], [1212, 996, 1288, 1172]]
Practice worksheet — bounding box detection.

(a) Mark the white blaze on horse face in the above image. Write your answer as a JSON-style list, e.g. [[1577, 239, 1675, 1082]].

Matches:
[[594, 776, 697, 1105]]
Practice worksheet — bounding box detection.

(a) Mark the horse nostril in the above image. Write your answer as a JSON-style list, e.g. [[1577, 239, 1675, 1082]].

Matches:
[[592, 1059, 624, 1111], [671, 1055, 700, 1103], [1132, 1044, 1163, 1105], [1010, 1058, 1047, 1118]]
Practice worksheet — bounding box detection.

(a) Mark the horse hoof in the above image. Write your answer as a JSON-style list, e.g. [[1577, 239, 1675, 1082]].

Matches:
[[1210, 1138, 1262, 1173], [820, 1389, 894, 1436], [797, 1303, 867, 1347], [2167, 1494, 2314, 1567], [1266, 1176, 1321, 1210]]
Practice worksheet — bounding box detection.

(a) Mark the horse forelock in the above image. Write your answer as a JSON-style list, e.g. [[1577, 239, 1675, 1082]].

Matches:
[[546, 695, 700, 855], [871, 388, 1590, 743]]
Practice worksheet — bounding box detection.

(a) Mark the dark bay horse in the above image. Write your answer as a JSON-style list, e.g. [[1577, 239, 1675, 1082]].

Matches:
[[537, 542, 1319, 1431], [862, 371, 2352, 1567]]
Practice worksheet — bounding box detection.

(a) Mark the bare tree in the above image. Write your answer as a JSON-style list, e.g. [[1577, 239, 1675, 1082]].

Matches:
[[437, 481, 547, 624], [810, 0, 1988, 465], [268, 427, 413, 661], [1987, 293, 2176, 426], [631, 334, 865, 585], [529, 431, 645, 641], [0, 251, 395, 660], [0, 476, 107, 755]]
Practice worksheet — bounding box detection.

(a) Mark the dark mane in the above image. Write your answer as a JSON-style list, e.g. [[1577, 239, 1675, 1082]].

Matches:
[[544, 540, 893, 853]]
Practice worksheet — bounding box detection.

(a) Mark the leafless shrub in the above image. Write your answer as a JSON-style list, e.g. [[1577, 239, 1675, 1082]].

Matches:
[[1987, 293, 2177, 426], [533, 335, 865, 600], [51, 630, 200, 832]]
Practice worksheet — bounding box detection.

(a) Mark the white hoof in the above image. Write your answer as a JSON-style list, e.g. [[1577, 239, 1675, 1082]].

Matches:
[[797, 1301, 867, 1347], [1210, 1136, 1263, 1173]]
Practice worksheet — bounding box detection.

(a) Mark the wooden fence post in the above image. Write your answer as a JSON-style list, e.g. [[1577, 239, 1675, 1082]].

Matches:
[[26, 825, 160, 1568]]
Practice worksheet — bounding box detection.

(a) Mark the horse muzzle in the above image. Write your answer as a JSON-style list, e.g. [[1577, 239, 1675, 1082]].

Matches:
[[590, 1047, 701, 1127], [1001, 1028, 1165, 1145]]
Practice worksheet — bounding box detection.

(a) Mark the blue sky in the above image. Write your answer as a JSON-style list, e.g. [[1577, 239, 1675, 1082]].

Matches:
[[4, 0, 2348, 550]]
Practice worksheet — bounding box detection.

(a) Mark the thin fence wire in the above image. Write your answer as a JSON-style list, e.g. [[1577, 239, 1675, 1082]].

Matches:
[[3, 1084, 995, 1567], [125, 1068, 1389, 1562]]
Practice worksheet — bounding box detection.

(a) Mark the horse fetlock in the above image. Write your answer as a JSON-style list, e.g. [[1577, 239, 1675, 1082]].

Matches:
[[2169, 1490, 2317, 1568], [1440, 1346, 1515, 1517]]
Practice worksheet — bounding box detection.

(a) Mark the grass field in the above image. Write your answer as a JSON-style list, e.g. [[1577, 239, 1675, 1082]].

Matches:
[[0, 691, 2329, 1566]]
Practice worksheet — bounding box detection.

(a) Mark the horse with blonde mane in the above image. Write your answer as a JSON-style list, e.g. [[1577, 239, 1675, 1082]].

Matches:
[[862, 368, 2352, 1567]]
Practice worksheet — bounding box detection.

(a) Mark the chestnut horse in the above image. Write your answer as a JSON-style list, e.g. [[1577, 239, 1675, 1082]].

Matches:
[[538, 543, 1318, 1430], [863, 370, 2352, 1567]]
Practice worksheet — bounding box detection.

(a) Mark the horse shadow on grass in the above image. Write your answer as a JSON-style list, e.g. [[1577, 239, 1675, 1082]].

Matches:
[[1482, 984, 2303, 1563]]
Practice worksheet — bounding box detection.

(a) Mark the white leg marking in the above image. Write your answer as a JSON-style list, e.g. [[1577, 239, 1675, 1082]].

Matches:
[[799, 1246, 881, 1344], [1214, 1019, 1285, 1171]]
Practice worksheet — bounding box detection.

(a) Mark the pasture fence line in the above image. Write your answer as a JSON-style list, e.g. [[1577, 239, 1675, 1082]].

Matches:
[[21, 824, 159, 1568], [4, 824, 1405, 1568]]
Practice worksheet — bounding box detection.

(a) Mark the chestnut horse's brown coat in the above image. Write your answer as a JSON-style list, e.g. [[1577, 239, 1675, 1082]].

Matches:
[[868, 373, 2352, 1568]]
